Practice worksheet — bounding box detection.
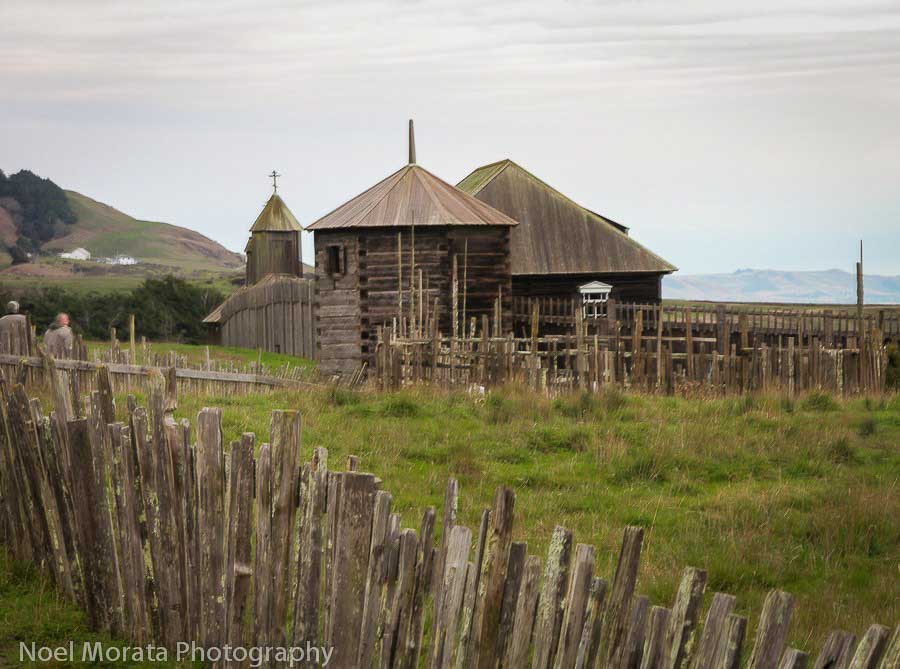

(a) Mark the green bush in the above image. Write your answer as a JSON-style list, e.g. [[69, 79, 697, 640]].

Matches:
[[0, 275, 223, 343]]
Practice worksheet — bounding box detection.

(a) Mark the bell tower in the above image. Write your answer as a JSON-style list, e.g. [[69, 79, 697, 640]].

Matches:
[[244, 172, 303, 285]]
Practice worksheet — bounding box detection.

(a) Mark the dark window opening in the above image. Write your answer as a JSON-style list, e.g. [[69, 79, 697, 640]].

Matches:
[[326, 245, 345, 276]]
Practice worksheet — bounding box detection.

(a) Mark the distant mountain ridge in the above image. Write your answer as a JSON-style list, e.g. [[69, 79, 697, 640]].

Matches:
[[664, 269, 900, 304]]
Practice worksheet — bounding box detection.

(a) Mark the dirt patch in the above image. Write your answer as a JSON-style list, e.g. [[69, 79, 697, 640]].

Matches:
[[0, 262, 73, 278]]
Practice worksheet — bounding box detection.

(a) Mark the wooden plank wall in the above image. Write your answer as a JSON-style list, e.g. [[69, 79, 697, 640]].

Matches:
[[1, 376, 896, 669], [246, 231, 302, 285], [218, 276, 316, 358]]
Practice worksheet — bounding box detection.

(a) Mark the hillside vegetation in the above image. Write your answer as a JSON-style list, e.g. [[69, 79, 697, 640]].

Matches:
[[3, 376, 896, 664], [0, 169, 243, 284], [0, 276, 224, 342], [44, 191, 242, 272]]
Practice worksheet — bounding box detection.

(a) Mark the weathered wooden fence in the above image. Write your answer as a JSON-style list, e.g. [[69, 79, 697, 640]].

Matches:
[[1, 372, 897, 668], [373, 321, 887, 395], [204, 274, 317, 358], [0, 350, 318, 400], [512, 298, 900, 348]]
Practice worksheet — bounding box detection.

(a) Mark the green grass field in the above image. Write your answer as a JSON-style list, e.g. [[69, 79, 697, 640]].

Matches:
[[2, 356, 898, 664], [84, 340, 316, 372]]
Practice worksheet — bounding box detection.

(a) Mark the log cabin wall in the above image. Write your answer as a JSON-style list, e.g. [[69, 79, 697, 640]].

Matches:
[[316, 226, 512, 375], [315, 232, 361, 376], [512, 271, 663, 303]]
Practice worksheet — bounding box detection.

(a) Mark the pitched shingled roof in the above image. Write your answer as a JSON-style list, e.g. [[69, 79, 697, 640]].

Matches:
[[307, 164, 518, 230], [457, 159, 676, 276], [250, 194, 302, 233]]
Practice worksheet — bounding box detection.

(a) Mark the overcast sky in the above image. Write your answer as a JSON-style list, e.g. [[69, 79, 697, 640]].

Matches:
[[1, 0, 898, 274]]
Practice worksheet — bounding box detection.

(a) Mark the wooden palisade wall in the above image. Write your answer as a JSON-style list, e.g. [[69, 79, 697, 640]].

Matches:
[[217, 276, 316, 358]]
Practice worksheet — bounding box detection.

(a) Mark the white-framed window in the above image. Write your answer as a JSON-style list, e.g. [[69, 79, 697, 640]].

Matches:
[[579, 281, 612, 318]]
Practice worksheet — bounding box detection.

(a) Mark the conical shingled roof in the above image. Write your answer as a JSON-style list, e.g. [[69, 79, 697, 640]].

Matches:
[[250, 194, 302, 233], [307, 164, 518, 230], [457, 159, 676, 276]]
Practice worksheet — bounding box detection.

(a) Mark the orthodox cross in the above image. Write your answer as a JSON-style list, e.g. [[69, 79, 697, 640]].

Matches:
[[269, 170, 281, 194]]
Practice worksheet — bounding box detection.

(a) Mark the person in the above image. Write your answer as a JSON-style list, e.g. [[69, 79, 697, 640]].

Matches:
[[0, 301, 29, 355], [44, 312, 74, 359]]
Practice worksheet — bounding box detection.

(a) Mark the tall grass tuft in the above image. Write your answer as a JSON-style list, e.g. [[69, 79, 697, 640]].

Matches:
[[526, 424, 591, 452], [485, 394, 515, 424], [857, 417, 876, 438], [825, 437, 858, 464], [801, 391, 839, 412], [379, 395, 420, 418]]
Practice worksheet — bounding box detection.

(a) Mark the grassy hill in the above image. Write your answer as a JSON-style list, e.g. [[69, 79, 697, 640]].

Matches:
[[44, 191, 243, 271], [0, 190, 244, 293]]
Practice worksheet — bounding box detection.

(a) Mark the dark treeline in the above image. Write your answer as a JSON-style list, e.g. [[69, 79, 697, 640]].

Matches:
[[0, 276, 223, 344], [0, 169, 78, 262]]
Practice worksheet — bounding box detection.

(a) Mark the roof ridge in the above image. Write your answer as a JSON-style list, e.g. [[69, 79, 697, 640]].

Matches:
[[308, 165, 410, 229], [459, 159, 511, 196], [419, 165, 519, 226], [501, 160, 675, 271]]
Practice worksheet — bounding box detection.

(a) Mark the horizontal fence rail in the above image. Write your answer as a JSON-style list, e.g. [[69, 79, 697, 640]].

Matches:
[[0, 370, 897, 668], [512, 298, 900, 348], [373, 321, 887, 396], [0, 350, 319, 399]]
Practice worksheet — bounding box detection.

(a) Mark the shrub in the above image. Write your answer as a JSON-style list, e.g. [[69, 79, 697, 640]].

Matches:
[[0, 275, 224, 343]]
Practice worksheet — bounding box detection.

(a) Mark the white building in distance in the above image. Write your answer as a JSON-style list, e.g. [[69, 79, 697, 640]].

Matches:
[[59, 247, 91, 261]]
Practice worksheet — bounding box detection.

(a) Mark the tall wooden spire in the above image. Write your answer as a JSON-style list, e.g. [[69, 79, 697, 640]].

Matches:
[[408, 119, 416, 164]]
